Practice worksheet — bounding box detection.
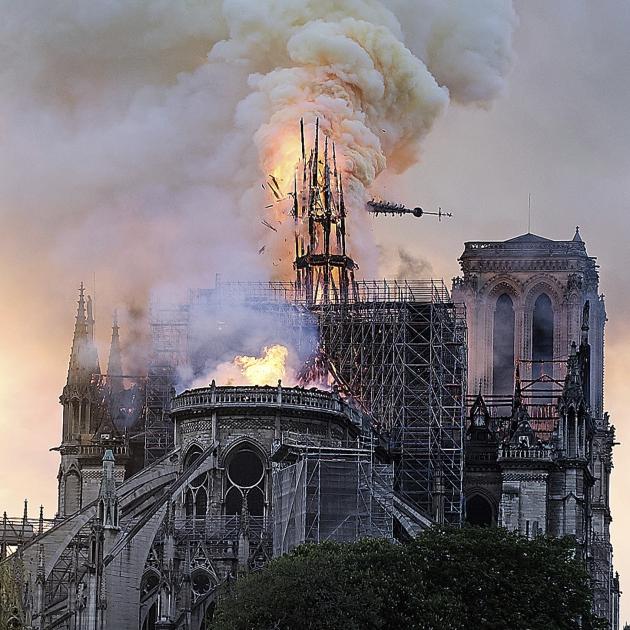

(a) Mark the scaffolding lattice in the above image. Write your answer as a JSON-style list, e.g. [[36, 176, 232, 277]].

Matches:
[[150, 279, 467, 525], [145, 303, 189, 465], [272, 435, 393, 555], [313, 282, 467, 525]]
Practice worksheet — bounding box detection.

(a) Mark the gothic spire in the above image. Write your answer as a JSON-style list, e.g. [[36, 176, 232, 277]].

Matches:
[[512, 364, 522, 413], [66, 283, 100, 386], [98, 449, 119, 530], [107, 312, 123, 380]]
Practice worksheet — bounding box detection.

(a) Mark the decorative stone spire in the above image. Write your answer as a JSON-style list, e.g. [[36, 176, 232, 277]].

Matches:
[[512, 364, 522, 413], [97, 450, 119, 530], [107, 312, 124, 409], [66, 283, 100, 387], [572, 225, 583, 242], [561, 341, 585, 408], [36, 543, 45, 583], [107, 312, 123, 378]]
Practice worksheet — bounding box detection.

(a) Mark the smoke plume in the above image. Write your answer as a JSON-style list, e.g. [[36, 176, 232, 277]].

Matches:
[[0, 0, 517, 515], [0, 0, 517, 306]]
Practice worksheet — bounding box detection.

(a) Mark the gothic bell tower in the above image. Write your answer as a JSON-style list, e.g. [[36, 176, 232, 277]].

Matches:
[[453, 228, 618, 624], [452, 228, 605, 416]]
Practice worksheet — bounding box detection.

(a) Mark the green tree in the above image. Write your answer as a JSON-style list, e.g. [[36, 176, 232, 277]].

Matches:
[[212, 527, 607, 630]]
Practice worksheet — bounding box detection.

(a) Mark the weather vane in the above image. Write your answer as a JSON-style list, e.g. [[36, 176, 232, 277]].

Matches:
[[367, 199, 453, 221]]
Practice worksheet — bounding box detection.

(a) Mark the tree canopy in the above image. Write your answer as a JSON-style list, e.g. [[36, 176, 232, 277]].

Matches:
[[212, 527, 606, 630]]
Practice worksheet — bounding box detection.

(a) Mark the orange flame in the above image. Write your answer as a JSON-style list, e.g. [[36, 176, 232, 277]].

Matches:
[[233, 344, 289, 386], [189, 344, 294, 389]]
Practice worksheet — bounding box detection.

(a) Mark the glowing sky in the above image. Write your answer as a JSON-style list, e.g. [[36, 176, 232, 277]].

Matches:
[[1, 0, 629, 622]]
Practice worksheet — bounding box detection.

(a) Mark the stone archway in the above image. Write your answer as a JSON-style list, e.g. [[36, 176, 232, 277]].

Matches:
[[466, 494, 494, 527]]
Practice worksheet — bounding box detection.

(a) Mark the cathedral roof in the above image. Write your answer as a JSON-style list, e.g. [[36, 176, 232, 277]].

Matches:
[[504, 232, 552, 243]]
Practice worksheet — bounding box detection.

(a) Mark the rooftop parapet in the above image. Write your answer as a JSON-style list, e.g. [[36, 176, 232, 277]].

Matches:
[[460, 234, 590, 260], [499, 443, 553, 462], [171, 384, 370, 431]]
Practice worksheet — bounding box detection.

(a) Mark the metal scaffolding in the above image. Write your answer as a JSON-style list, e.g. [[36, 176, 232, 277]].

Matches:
[[145, 303, 189, 465], [148, 279, 466, 525], [313, 281, 467, 525], [272, 433, 393, 555]]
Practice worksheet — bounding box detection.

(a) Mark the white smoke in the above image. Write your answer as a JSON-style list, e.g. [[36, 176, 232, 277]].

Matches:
[[0, 0, 517, 307]]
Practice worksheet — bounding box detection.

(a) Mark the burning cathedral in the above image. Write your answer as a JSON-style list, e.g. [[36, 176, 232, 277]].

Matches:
[[0, 124, 621, 629]]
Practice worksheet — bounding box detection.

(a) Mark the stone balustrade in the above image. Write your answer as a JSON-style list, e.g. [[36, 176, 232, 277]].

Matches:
[[499, 444, 552, 461], [172, 384, 367, 428]]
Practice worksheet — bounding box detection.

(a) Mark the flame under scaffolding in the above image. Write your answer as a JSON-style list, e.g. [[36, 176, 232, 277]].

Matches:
[[148, 278, 466, 525]]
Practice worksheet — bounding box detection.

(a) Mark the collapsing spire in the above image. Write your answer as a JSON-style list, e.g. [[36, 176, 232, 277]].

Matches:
[[66, 283, 100, 386], [292, 118, 356, 304]]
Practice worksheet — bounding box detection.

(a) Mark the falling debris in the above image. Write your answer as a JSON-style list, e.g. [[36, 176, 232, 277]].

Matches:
[[268, 175, 283, 200], [261, 219, 278, 233], [258, 246, 266, 255]]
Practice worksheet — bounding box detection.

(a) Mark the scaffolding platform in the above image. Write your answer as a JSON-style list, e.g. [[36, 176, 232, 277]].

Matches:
[[271, 433, 394, 555]]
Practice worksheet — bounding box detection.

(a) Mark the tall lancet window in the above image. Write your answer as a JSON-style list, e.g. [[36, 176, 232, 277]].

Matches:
[[532, 294, 554, 402], [493, 294, 515, 396]]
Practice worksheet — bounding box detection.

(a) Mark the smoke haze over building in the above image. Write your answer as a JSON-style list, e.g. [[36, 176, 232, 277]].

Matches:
[[2, 0, 630, 622]]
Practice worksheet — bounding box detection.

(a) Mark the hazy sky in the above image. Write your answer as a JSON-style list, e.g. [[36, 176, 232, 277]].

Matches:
[[383, 2, 630, 621], [1, 0, 629, 622]]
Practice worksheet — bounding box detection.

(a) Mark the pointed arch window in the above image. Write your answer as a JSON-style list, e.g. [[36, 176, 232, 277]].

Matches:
[[466, 494, 494, 527], [185, 472, 209, 519], [141, 603, 157, 630], [567, 407, 577, 457], [195, 488, 208, 517], [493, 293, 515, 396], [64, 471, 81, 515], [184, 445, 203, 469], [532, 294, 554, 399]]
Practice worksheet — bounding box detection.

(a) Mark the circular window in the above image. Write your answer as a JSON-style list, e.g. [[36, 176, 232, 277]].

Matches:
[[227, 449, 264, 488], [192, 570, 212, 597]]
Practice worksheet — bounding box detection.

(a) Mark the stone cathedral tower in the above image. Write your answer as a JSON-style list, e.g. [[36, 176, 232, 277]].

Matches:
[[453, 229, 605, 410], [453, 229, 619, 627], [56, 285, 130, 517]]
